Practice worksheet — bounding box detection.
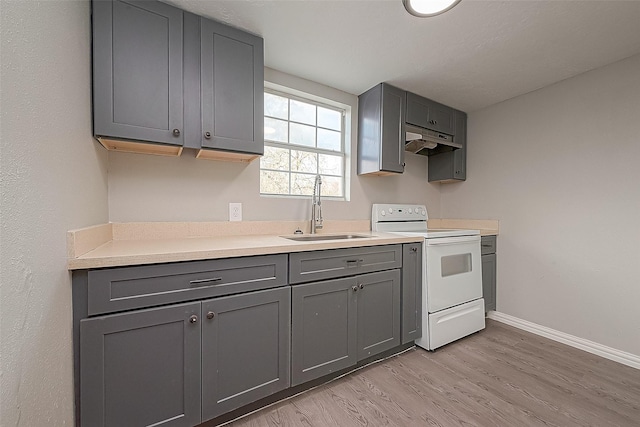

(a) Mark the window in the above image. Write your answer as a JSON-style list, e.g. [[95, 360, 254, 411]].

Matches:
[[260, 90, 346, 199]]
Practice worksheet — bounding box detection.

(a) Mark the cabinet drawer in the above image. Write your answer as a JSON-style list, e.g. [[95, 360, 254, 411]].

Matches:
[[87, 254, 287, 315], [289, 245, 402, 285], [481, 236, 497, 255]]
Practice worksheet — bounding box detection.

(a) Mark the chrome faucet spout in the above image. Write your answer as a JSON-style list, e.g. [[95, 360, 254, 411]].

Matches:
[[311, 175, 323, 234]]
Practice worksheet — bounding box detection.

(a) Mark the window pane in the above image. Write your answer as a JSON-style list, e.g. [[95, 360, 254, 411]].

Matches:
[[264, 117, 288, 143], [321, 175, 343, 197], [317, 128, 341, 151], [291, 173, 315, 196], [291, 150, 317, 173], [290, 100, 316, 125], [290, 122, 315, 147], [318, 107, 341, 131], [261, 146, 289, 171], [319, 153, 342, 176], [264, 93, 288, 119], [260, 170, 289, 195]]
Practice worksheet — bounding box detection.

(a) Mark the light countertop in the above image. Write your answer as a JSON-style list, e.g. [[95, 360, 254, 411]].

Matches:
[[67, 219, 498, 270]]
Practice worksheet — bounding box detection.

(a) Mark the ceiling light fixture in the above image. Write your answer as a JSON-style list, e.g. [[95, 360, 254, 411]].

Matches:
[[403, 0, 461, 17]]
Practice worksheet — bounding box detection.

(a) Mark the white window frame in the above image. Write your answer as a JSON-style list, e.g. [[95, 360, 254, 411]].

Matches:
[[260, 87, 347, 200]]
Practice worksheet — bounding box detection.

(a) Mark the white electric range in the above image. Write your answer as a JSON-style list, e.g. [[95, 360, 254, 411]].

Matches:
[[372, 204, 485, 350]]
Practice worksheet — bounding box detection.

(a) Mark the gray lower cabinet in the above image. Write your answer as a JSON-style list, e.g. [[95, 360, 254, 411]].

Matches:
[[92, 0, 184, 148], [481, 236, 497, 312], [80, 302, 202, 427], [201, 287, 290, 420], [428, 109, 467, 182], [401, 243, 423, 344], [291, 269, 401, 386], [199, 17, 264, 157], [357, 83, 407, 175]]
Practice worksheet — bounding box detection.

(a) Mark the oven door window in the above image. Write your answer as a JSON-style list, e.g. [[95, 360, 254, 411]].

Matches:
[[441, 253, 472, 277]]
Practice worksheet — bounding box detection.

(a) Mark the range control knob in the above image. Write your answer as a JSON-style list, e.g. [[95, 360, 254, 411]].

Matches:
[[408, 208, 413, 214], [380, 210, 386, 216], [422, 210, 427, 216], [388, 208, 393, 214]]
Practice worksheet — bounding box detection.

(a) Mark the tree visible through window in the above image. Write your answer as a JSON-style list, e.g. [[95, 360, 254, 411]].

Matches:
[[260, 90, 345, 198]]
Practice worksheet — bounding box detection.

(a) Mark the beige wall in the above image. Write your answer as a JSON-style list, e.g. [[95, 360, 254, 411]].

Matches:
[[0, 1, 109, 425], [107, 69, 442, 222], [440, 54, 640, 356]]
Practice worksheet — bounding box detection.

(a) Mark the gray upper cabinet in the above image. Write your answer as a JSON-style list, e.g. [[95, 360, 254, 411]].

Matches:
[[428, 109, 467, 182], [202, 287, 290, 420], [406, 92, 455, 135], [357, 83, 406, 175], [92, 0, 184, 151], [199, 17, 264, 159], [80, 301, 202, 427], [401, 243, 422, 344]]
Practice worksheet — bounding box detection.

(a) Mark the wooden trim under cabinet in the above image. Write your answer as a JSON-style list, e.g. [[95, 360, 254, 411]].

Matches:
[[196, 149, 260, 162], [97, 137, 183, 157]]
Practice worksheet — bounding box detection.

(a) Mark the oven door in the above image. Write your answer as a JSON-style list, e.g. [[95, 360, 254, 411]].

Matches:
[[426, 235, 482, 313]]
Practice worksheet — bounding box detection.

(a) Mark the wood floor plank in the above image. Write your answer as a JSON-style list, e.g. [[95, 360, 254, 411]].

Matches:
[[228, 320, 640, 427]]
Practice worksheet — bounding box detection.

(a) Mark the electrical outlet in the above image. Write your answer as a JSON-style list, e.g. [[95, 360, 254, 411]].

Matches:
[[229, 203, 242, 222]]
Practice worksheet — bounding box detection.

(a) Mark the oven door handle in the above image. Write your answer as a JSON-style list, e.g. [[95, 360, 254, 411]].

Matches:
[[426, 235, 480, 246]]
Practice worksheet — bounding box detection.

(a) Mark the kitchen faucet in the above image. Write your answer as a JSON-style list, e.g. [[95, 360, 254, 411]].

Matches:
[[311, 174, 323, 234]]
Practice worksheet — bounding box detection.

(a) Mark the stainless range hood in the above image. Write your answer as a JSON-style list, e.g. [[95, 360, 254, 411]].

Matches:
[[405, 124, 461, 156]]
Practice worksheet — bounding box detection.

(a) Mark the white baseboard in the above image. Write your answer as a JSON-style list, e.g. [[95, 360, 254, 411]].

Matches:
[[487, 311, 640, 370]]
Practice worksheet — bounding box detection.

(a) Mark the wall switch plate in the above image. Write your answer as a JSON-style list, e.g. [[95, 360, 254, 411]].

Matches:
[[229, 203, 242, 222]]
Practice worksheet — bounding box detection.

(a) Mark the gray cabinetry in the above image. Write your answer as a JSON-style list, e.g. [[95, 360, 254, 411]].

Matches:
[[80, 302, 202, 427], [401, 243, 423, 344], [92, 0, 184, 152], [202, 287, 290, 420], [428, 109, 467, 182], [198, 17, 264, 159], [357, 83, 406, 175], [289, 245, 402, 284], [76, 255, 289, 427], [290, 246, 402, 386], [481, 236, 497, 312], [406, 92, 455, 135], [291, 277, 357, 386], [356, 270, 401, 360]]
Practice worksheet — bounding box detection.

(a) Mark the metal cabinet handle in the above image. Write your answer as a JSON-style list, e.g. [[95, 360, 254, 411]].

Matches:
[[189, 277, 222, 285], [189, 315, 198, 324], [206, 311, 215, 320], [352, 286, 358, 292], [411, 247, 418, 252], [172, 128, 180, 137], [204, 132, 212, 139], [346, 259, 364, 264], [481, 244, 492, 247], [359, 284, 364, 290]]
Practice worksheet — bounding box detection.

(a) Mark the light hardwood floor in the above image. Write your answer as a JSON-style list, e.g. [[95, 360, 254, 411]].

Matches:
[[228, 320, 640, 427]]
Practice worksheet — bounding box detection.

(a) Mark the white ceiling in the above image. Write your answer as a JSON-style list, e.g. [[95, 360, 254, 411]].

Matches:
[[165, 0, 640, 112]]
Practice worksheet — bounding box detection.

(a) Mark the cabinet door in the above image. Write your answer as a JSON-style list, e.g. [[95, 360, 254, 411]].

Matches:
[[482, 254, 496, 312], [357, 83, 405, 175], [380, 84, 406, 173], [406, 92, 454, 135], [80, 302, 201, 427], [356, 270, 401, 360], [291, 277, 357, 386], [201, 287, 291, 421], [402, 243, 423, 344], [92, 0, 184, 146], [200, 18, 264, 154], [428, 109, 467, 182]]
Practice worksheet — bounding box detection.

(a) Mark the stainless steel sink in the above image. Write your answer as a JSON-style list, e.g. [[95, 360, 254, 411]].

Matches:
[[283, 234, 372, 242]]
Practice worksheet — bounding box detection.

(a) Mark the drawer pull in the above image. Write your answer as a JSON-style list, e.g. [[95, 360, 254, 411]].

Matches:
[[189, 277, 223, 285], [345, 259, 364, 264], [481, 244, 492, 248]]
